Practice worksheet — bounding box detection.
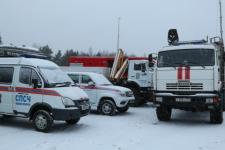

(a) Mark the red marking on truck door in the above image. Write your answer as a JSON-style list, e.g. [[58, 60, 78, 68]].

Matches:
[[185, 66, 190, 80], [177, 66, 182, 80]]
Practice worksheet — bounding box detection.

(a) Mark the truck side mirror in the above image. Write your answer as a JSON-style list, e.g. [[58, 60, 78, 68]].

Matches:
[[32, 79, 38, 89], [88, 81, 95, 87], [148, 54, 154, 67]]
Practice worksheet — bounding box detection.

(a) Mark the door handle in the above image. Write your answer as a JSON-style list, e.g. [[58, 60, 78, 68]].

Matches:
[[8, 86, 15, 91]]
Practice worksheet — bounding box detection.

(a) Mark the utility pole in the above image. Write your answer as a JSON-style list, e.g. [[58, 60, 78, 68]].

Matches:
[[117, 17, 121, 51], [218, 0, 225, 110], [0, 37, 1, 45], [219, 0, 224, 42]]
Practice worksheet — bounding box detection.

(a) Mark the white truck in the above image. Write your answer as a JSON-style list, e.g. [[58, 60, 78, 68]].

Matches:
[[153, 29, 224, 124], [67, 72, 134, 115], [0, 45, 90, 132], [62, 49, 155, 106]]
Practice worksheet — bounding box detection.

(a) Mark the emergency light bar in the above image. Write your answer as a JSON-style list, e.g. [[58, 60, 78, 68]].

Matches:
[[0, 45, 47, 59]]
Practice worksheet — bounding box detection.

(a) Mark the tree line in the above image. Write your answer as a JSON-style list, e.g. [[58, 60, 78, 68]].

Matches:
[[38, 45, 116, 66], [0, 35, 136, 66]]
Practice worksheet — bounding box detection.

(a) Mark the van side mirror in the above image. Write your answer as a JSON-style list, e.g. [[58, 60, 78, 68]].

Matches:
[[32, 79, 38, 88], [88, 81, 95, 87]]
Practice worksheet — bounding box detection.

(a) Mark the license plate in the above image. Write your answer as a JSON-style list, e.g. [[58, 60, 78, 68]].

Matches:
[[81, 104, 89, 110], [176, 98, 191, 102]]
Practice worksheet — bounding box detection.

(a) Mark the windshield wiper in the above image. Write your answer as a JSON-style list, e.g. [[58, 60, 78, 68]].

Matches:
[[51, 82, 72, 87]]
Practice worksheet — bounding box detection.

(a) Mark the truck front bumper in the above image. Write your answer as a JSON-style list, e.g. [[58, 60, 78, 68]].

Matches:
[[154, 92, 220, 111], [52, 108, 89, 121]]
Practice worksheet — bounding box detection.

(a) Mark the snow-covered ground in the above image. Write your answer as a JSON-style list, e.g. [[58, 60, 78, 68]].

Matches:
[[0, 104, 225, 150]]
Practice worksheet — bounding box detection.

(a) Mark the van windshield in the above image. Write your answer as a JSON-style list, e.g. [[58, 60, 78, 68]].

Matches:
[[157, 49, 215, 67], [91, 74, 112, 86], [39, 66, 73, 87]]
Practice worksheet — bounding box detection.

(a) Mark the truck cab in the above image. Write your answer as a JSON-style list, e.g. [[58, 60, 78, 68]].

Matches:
[[127, 59, 154, 93], [0, 46, 90, 132], [154, 40, 224, 124]]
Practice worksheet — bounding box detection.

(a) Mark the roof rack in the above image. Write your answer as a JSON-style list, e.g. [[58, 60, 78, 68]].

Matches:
[[171, 40, 208, 46], [0, 45, 47, 59]]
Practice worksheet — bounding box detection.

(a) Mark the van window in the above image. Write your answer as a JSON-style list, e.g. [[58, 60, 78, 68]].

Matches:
[[0, 67, 14, 84], [20, 67, 42, 86], [68, 74, 79, 84], [81, 75, 92, 84], [20, 67, 32, 84]]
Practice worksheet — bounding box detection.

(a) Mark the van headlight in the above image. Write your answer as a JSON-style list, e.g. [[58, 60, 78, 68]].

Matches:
[[119, 92, 126, 97], [62, 97, 74, 107]]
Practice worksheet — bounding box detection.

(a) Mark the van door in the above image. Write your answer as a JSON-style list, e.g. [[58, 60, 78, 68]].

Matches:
[[13, 67, 43, 114], [79, 74, 97, 107], [0, 66, 14, 113]]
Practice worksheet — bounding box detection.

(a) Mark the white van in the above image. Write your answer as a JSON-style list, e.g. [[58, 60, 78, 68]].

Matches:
[[0, 57, 90, 132], [67, 72, 135, 115]]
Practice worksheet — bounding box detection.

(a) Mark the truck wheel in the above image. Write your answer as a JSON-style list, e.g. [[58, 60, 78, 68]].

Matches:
[[210, 110, 223, 124], [32, 110, 53, 132], [117, 105, 129, 113], [99, 100, 116, 116], [66, 118, 80, 125], [156, 106, 172, 121], [130, 87, 146, 107]]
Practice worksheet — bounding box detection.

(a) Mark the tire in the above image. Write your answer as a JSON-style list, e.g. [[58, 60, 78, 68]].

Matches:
[[210, 109, 223, 124], [156, 106, 172, 121], [32, 110, 53, 132], [2, 115, 14, 118], [117, 105, 129, 113], [66, 118, 80, 125], [99, 100, 116, 116], [129, 87, 146, 107]]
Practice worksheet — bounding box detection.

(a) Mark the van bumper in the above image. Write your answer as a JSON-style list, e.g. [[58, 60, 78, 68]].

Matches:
[[52, 108, 89, 121]]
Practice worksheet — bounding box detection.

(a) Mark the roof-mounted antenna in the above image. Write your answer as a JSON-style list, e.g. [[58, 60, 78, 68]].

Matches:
[[219, 0, 224, 43], [117, 17, 121, 51]]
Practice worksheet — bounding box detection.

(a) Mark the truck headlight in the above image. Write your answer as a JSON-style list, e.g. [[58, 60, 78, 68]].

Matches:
[[62, 97, 74, 107]]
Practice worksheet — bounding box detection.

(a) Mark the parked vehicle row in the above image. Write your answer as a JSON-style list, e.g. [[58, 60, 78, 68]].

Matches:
[[0, 45, 134, 132], [0, 28, 224, 134]]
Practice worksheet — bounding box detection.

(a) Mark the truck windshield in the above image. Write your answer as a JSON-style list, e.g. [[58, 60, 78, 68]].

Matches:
[[157, 49, 215, 67], [39, 66, 73, 87]]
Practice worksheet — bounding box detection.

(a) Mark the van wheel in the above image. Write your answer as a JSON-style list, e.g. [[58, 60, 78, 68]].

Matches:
[[117, 105, 129, 113], [66, 118, 80, 125], [32, 110, 53, 132], [210, 109, 223, 124], [2, 115, 14, 118], [99, 100, 116, 116], [156, 106, 172, 121]]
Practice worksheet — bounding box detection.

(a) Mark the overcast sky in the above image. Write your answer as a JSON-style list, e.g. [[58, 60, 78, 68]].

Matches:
[[0, 0, 224, 56]]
